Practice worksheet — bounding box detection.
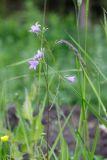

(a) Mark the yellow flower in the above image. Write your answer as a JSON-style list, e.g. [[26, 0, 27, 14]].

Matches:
[[0, 136, 9, 142]]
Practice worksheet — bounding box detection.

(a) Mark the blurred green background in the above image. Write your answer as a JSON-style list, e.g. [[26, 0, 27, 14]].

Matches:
[[0, 0, 107, 107]]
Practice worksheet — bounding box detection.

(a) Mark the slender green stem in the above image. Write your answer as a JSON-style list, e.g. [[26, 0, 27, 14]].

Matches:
[[82, 0, 89, 151], [42, 1, 50, 159]]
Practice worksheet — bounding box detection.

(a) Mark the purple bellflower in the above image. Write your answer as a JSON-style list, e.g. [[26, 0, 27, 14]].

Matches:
[[34, 48, 44, 60], [28, 48, 44, 70], [28, 59, 39, 70], [29, 22, 41, 34]]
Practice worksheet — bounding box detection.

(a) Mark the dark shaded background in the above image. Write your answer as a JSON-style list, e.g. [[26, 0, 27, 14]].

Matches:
[[0, 0, 107, 20]]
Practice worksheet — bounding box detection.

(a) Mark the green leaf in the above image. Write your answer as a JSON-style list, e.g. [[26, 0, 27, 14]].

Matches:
[[59, 137, 70, 160], [22, 89, 33, 123], [32, 112, 44, 145]]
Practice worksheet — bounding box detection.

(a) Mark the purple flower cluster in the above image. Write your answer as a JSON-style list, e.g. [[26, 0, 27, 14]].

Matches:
[[28, 22, 45, 70], [28, 48, 44, 70], [28, 22, 76, 83]]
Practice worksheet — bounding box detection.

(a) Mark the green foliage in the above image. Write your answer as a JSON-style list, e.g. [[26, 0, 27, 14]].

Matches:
[[23, 89, 33, 123], [59, 137, 70, 160]]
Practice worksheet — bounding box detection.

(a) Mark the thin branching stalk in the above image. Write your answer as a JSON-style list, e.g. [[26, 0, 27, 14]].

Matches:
[[41, 0, 50, 159], [42, 63, 49, 160], [43, 0, 50, 158], [35, 0, 49, 158], [82, 0, 89, 152], [46, 63, 50, 160]]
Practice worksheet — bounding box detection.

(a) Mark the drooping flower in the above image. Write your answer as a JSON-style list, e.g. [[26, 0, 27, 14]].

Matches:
[[0, 135, 9, 142], [66, 76, 76, 83], [28, 59, 39, 70], [29, 22, 41, 34]]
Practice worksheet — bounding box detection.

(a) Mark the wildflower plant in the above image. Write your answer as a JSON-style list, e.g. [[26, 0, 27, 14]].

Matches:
[[27, 21, 51, 159], [27, 20, 77, 160]]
